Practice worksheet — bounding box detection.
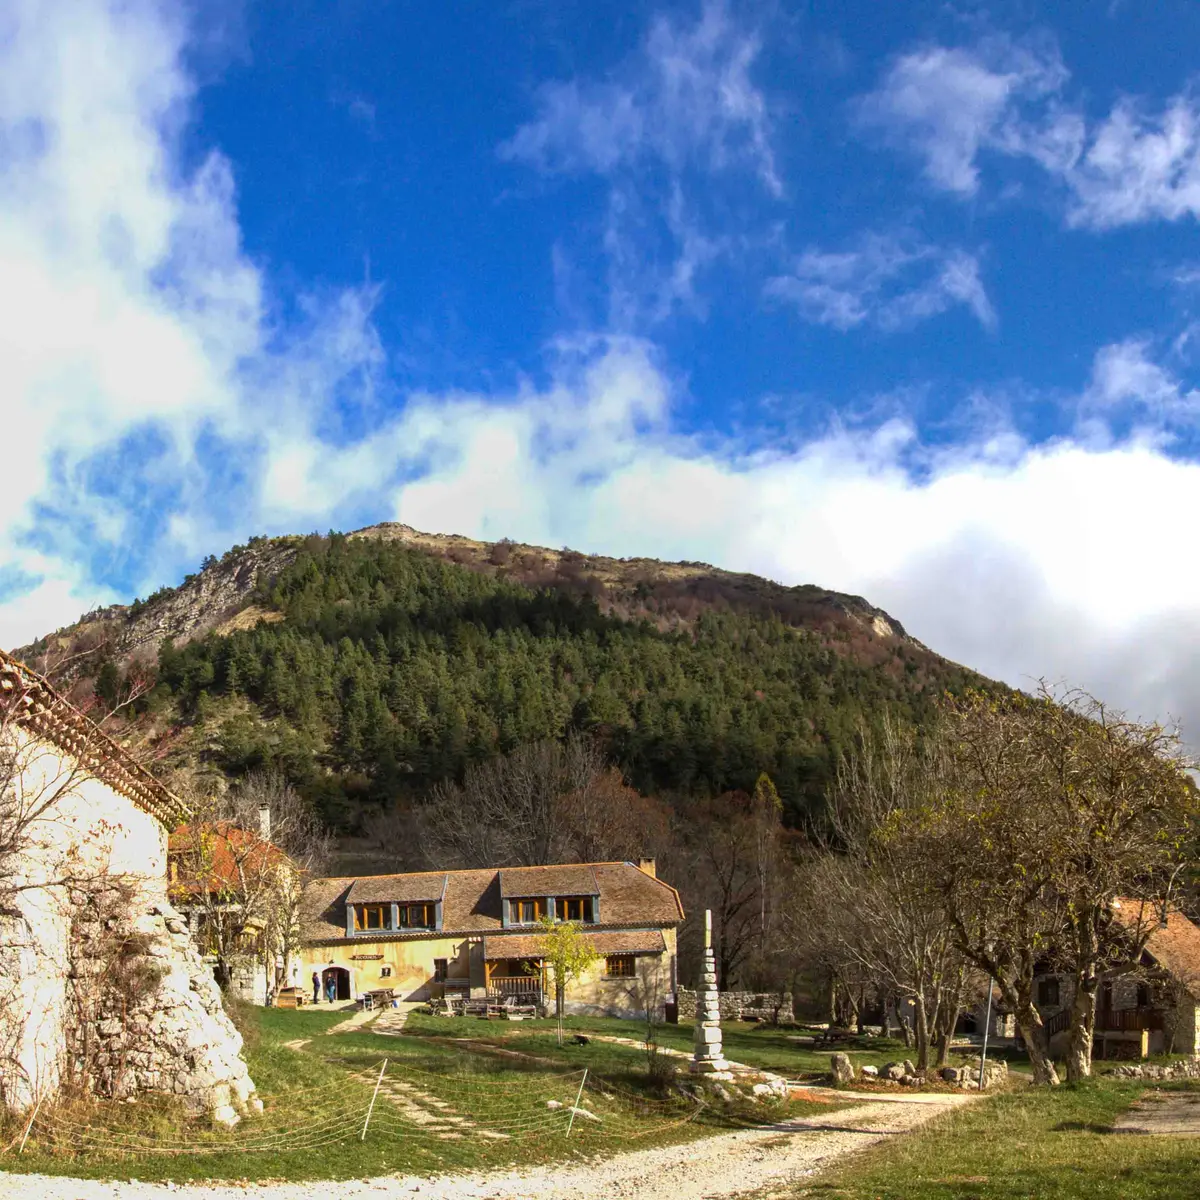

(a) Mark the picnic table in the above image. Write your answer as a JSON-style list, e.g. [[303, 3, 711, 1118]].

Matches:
[[358, 987, 396, 1011]]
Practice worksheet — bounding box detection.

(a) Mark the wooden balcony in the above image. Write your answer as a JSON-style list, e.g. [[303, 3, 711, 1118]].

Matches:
[[1098, 1007, 1163, 1033], [487, 975, 542, 999]]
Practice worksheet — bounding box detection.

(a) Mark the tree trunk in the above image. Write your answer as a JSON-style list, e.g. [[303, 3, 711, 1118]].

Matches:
[[1014, 997, 1060, 1085], [826, 971, 837, 1026], [890, 996, 913, 1047], [913, 993, 930, 1071], [936, 1002, 960, 1067], [1065, 975, 1096, 1083]]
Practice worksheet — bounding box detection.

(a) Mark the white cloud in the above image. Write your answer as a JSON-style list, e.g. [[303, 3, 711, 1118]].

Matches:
[[499, 1, 777, 326], [499, 0, 778, 195], [766, 232, 995, 332], [853, 35, 1067, 196], [857, 32, 1200, 232], [1063, 94, 1200, 229], [0, 0, 384, 641]]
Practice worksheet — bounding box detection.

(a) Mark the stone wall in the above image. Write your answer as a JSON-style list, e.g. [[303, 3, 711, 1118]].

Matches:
[[0, 730, 259, 1123], [676, 988, 794, 1024]]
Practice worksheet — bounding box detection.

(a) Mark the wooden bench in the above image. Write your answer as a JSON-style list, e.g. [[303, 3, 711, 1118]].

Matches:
[[274, 988, 307, 1009]]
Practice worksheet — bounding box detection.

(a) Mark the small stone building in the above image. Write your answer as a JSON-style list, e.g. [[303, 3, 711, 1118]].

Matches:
[[0, 651, 259, 1123], [300, 859, 682, 1016], [1032, 904, 1200, 1060]]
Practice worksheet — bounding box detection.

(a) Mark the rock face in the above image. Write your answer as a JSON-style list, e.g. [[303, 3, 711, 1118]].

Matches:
[[690, 910, 732, 1079], [0, 726, 258, 1123]]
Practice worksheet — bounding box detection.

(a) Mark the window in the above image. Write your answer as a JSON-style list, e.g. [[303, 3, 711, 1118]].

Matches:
[[509, 899, 542, 924], [1036, 977, 1059, 1007], [397, 903, 436, 929], [434, 959, 448, 982], [380, 966, 392, 978], [605, 955, 635, 978], [556, 896, 591, 922], [1137, 983, 1150, 1008], [353, 904, 390, 932]]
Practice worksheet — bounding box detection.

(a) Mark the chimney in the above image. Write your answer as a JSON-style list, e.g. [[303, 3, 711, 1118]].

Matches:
[[637, 858, 656, 878], [258, 805, 271, 842]]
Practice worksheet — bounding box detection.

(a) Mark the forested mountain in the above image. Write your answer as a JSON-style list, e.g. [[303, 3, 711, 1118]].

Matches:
[[17, 525, 994, 833]]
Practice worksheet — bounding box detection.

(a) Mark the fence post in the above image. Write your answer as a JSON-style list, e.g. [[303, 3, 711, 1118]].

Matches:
[[566, 1068, 588, 1138], [361, 1058, 388, 1141], [18, 1089, 46, 1154]]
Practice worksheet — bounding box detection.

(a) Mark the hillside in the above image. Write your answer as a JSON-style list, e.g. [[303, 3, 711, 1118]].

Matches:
[[16, 525, 991, 830]]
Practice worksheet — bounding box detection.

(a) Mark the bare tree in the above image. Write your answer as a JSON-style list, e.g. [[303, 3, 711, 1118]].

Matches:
[[169, 771, 330, 1001], [418, 734, 672, 869]]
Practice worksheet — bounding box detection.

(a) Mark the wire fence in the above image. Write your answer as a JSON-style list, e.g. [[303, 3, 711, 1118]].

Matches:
[[2, 1058, 710, 1160]]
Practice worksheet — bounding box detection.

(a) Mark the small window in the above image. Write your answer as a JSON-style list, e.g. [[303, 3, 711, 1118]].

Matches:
[[606, 954, 635, 978], [557, 896, 591, 922], [353, 904, 390, 932], [434, 959, 448, 982], [1036, 977, 1059, 1007], [510, 899, 541, 924], [380, 966, 392, 978], [1137, 983, 1150, 1008], [396, 903, 436, 929]]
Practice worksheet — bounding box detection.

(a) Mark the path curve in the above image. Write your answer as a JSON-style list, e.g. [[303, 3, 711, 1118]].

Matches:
[[0, 1093, 972, 1200]]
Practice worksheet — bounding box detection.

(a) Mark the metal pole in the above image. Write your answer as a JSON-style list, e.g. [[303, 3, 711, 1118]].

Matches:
[[566, 1068, 588, 1137], [978, 978, 994, 1091], [361, 1058, 388, 1141]]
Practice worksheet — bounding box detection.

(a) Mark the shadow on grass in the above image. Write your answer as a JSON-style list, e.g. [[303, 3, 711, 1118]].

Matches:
[[1051, 1121, 1117, 1134]]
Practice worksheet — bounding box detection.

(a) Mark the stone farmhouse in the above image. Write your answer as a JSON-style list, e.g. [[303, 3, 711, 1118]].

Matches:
[[299, 859, 682, 1015], [168, 815, 300, 1006], [0, 650, 259, 1124], [1032, 902, 1200, 1060]]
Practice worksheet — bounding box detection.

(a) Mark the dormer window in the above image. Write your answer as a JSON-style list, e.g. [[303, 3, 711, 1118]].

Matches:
[[351, 901, 437, 933], [353, 904, 390, 932], [556, 896, 593, 922], [398, 903, 436, 929], [509, 899, 544, 925]]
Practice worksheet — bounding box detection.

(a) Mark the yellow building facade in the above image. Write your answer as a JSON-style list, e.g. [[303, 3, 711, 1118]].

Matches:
[[299, 860, 682, 1017]]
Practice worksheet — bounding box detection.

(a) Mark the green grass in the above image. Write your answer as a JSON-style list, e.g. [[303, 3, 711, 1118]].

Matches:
[[402, 1011, 913, 1079], [0, 1006, 844, 1183], [798, 1075, 1200, 1200]]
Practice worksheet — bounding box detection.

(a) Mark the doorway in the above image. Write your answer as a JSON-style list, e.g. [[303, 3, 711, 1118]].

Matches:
[[322, 965, 352, 1001]]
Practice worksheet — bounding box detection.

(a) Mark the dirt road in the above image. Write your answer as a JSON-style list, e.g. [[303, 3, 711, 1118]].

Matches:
[[0, 1093, 970, 1200]]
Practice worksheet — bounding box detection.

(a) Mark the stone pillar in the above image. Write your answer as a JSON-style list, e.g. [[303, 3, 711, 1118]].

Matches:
[[690, 909, 732, 1078]]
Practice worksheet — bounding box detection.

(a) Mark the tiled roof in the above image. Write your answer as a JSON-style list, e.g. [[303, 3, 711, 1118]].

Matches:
[[1, 649, 187, 829], [347, 872, 448, 904], [499, 864, 598, 898], [1139, 907, 1200, 999], [482, 929, 666, 961], [168, 823, 288, 897], [301, 861, 684, 945]]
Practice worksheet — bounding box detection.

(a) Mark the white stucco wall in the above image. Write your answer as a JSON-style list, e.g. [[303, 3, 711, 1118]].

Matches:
[[1, 730, 166, 1109], [0, 728, 259, 1121]]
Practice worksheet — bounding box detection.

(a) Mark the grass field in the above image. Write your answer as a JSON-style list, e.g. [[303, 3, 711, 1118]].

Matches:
[[797, 1075, 1200, 1200], [401, 1010, 914, 1079], [0, 1006, 846, 1183]]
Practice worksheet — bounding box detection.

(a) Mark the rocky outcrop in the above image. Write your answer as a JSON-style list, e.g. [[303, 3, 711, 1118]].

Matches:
[[67, 883, 261, 1125]]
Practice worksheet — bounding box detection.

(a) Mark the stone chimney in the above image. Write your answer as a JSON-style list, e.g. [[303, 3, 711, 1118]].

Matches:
[[637, 857, 656, 878], [257, 805, 271, 842]]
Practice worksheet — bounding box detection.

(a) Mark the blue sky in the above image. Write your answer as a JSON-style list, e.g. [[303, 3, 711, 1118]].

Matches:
[[7, 0, 1200, 740]]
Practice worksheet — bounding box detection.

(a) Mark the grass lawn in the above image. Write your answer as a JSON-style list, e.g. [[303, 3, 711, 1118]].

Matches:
[[402, 1011, 914, 1079], [797, 1075, 1200, 1200], [0, 1006, 848, 1184]]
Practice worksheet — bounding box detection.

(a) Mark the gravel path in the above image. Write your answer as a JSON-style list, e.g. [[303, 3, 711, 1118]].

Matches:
[[0, 1094, 971, 1200]]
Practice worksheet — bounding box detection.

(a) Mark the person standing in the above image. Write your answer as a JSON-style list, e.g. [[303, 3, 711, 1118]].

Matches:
[[325, 973, 337, 1004], [312, 970, 321, 1004]]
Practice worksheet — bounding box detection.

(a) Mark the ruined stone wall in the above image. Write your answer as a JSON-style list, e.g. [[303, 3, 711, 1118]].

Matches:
[[676, 987, 794, 1023], [0, 731, 258, 1123]]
